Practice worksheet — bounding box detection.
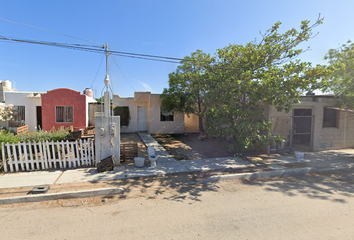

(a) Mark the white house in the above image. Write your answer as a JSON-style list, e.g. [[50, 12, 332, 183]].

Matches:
[[4, 91, 44, 132]]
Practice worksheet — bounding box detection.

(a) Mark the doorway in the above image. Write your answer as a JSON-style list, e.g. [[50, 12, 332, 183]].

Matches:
[[292, 109, 313, 151], [36, 106, 42, 131], [137, 106, 148, 132]]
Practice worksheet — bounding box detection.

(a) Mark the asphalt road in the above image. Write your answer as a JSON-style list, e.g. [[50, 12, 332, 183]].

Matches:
[[1, 170, 354, 240]]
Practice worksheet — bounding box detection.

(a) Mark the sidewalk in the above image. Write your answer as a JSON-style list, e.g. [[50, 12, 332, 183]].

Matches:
[[0, 133, 353, 204]]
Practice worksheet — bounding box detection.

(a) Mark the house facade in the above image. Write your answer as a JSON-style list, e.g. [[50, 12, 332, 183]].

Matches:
[[4, 87, 96, 132], [41, 88, 96, 131], [113, 92, 198, 134], [268, 95, 354, 152], [4, 91, 44, 132]]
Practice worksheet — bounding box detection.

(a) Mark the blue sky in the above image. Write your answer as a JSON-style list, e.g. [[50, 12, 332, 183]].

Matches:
[[1, 0, 354, 98]]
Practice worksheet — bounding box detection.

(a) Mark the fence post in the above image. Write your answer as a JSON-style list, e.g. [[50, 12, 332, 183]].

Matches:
[[22, 142, 30, 171], [56, 141, 63, 169], [66, 140, 72, 168], [85, 139, 89, 165], [39, 141, 48, 169], [1, 142, 8, 173], [12, 143, 20, 172], [91, 139, 95, 166], [18, 142, 26, 171], [79, 139, 84, 166], [34, 142, 40, 170], [72, 141, 78, 167], [61, 141, 66, 168], [6, 143, 14, 172], [28, 142, 35, 170]]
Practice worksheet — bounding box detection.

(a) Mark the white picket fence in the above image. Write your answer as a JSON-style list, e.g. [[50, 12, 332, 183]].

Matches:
[[0, 139, 95, 173]]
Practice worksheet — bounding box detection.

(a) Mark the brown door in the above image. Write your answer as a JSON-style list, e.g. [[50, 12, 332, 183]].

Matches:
[[36, 106, 42, 131]]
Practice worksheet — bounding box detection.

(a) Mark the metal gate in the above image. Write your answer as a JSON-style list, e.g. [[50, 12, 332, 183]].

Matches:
[[292, 109, 313, 151]]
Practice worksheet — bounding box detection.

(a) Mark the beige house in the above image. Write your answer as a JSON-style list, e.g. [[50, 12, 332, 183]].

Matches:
[[113, 92, 199, 134], [268, 95, 354, 152]]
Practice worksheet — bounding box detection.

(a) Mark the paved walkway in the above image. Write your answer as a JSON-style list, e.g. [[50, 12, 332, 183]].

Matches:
[[0, 133, 354, 190]]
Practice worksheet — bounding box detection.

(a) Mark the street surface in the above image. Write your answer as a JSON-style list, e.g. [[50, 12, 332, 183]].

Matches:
[[1, 170, 354, 240]]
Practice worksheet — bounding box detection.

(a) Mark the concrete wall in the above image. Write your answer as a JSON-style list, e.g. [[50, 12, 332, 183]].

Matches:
[[41, 88, 87, 131], [113, 92, 186, 134], [268, 96, 354, 151], [85, 96, 97, 127], [4, 92, 43, 132], [114, 94, 146, 133], [148, 94, 184, 134], [184, 113, 200, 132]]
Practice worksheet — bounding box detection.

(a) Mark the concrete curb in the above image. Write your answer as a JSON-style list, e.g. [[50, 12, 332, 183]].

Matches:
[[1, 166, 351, 205], [201, 166, 352, 183], [0, 187, 125, 205]]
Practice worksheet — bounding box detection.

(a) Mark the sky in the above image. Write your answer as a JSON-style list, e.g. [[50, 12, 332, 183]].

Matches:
[[1, 0, 354, 98]]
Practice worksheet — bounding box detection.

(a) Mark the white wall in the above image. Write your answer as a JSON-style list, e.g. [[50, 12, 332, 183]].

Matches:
[[85, 96, 97, 127], [5, 92, 43, 132], [184, 113, 200, 132]]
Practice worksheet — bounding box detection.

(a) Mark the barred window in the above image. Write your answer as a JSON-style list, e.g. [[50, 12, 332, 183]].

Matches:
[[56, 106, 73, 123], [9, 106, 25, 127], [323, 108, 339, 128]]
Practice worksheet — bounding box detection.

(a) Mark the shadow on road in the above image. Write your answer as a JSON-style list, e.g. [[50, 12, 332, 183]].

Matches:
[[244, 169, 354, 203]]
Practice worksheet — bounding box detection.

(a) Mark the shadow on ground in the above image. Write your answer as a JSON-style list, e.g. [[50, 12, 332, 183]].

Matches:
[[244, 168, 354, 204]]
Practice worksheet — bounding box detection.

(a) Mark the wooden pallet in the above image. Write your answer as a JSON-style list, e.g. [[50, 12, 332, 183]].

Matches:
[[16, 125, 29, 135], [120, 143, 138, 162]]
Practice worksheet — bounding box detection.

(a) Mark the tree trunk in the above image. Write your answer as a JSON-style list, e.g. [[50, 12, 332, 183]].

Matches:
[[198, 115, 204, 133], [197, 93, 204, 133]]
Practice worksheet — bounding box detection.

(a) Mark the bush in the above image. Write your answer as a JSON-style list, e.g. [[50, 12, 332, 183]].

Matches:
[[0, 127, 71, 145]]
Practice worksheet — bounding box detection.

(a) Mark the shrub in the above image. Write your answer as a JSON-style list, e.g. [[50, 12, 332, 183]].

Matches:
[[0, 128, 71, 145]]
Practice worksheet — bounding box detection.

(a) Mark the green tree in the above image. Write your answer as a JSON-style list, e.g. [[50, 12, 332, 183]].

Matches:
[[161, 50, 214, 133], [0, 104, 13, 123], [325, 40, 354, 109], [205, 17, 330, 152]]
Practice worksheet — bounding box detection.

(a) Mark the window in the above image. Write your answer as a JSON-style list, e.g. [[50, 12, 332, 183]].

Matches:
[[56, 106, 73, 123], [323, 107, 339, 128], [160, 108, 174, 121], [113, 106, 130, 127], [9, 106, 25, 127]]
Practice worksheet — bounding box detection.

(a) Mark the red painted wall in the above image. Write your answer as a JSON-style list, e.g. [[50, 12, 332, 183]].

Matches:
[[41, 88, 86, 131]]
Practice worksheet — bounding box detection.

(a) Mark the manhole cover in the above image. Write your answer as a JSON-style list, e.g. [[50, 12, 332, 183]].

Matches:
[[28, 186, 50, 195]]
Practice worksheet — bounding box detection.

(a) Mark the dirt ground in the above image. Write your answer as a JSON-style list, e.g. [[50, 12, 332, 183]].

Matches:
[[120, 133, 149, 166], [0, 132, 251, 205], [152, 133, 234, 160]]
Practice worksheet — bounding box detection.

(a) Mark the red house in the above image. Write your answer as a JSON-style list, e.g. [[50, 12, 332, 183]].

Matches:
[[41, 88, 90, 131]]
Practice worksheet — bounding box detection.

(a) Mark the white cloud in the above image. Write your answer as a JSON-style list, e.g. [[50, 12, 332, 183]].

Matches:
[[139, 81, 152, 92]]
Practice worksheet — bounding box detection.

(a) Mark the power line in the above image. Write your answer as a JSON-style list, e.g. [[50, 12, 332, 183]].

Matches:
[[0, 17, 102, 45], [90, 55, 105, 89], [0, 35, 202, 64], [0, 35, 249, 70], [112, 56, 136, 92]]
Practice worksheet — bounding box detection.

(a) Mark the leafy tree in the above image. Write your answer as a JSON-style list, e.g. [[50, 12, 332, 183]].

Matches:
[[0, 104, 13, 122], [205, 17, 330, 152], [325, 40, 354, 109], [161, 50, 214, 132], [95, 96, 112, 103]]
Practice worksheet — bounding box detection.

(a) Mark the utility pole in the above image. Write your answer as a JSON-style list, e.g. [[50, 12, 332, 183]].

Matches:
[[103, 43, 110, 90]]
